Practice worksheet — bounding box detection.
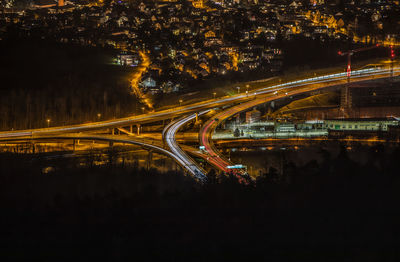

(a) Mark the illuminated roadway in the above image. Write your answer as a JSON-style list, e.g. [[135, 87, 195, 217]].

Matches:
[[163, 111, 210, 182], [1, 133, 197, 173], [0, 65, 399, 177], [199, 67, 400, 175], [0, 66, 396, 141], [0, 95, 251, 139]]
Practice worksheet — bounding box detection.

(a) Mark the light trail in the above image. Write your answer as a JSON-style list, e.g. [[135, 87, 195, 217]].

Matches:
[[200, 118, 251, 184], [1, 65, 399, 179], [5, 134, 192, 173], [0, 67, 397, 142], [199, 67, 400, 177], [2, 66, 397, 141], [163, 111, 210, 182]]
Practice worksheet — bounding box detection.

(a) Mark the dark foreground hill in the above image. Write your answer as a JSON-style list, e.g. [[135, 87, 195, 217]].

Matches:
[[1, 145, 400, 261]]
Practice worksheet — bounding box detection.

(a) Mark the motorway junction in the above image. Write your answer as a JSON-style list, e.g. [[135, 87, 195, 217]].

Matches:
[[1, 65, 400, 182]]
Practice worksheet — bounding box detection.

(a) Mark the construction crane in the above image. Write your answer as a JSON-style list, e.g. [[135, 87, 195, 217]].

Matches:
[[390, 45, 396, 78], [338, 44, 380, 113], [338, 44, 380, 83]]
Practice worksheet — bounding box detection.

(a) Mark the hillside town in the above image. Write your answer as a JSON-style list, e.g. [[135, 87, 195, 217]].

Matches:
[[1, 0, 400, 94]]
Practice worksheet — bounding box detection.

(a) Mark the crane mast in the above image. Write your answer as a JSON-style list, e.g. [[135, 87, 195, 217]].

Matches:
[[338, 44, 380, 83], [338, 44, 380, 113]]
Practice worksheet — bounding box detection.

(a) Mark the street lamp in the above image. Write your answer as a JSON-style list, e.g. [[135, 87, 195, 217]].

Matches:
[[141, 107, 145, 114], [236, 86, 240, 94], [97, 113, 101, 121], [179, 99, 183, 106], [46, 119, 51, 128], [213, 92, 216, 99]]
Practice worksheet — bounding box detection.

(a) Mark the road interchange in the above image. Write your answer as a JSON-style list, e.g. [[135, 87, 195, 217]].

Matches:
[[163, 111, 210, 182], [1, 65, 399, 180], [199, 67, 400, 176]]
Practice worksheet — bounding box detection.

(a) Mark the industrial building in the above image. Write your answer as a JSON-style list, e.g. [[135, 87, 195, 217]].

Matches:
[[245, 109, 261, 124], [324, 117, 400, 131]]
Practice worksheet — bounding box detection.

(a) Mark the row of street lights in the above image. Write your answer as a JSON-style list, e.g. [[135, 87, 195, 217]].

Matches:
[[236, 84, 250, 96], [45, 112, 103, 127], [44, 106, 151, 128], [174, 85, 249, 109], [45, 83, 253, 128]]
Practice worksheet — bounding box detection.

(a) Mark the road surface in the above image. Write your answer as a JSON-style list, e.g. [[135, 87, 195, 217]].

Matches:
[[1, 66, 395, 141], [163, 111, 210, 182], [199, 67, 400, 174], [1, 66, 399, 177]]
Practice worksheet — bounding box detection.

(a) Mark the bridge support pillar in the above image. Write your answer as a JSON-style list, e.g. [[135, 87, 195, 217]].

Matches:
[[195, 112, 199, 122], [137, 124, 141, 136], [111, 128, 115, 135], [340, 84, 351, 117], [129, 125, 133, 133]]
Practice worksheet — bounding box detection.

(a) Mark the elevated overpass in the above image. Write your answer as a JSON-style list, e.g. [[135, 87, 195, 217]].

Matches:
[[199, 67, 400, 176], [1, 65, 399, 179]]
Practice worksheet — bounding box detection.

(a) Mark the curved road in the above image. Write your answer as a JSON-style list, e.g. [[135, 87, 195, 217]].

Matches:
[[1, 66, 399, 178], [0, 67, 395, 140], [200, 67, 400, 175], [4, 134, 193, 174], [163, 111, 210, 182]]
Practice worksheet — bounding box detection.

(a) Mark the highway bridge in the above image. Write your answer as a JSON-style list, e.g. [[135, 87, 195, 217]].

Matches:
[[1, 65, 399, 181]]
